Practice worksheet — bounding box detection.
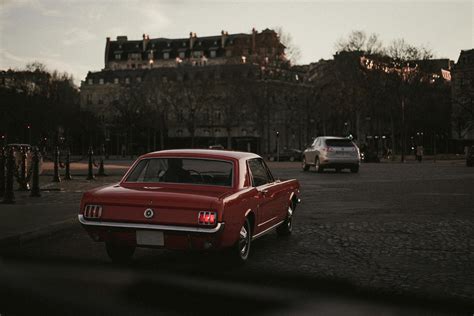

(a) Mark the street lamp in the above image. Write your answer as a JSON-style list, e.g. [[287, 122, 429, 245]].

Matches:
[[26, 124, 31, 144], [276, 131, 280, 162]]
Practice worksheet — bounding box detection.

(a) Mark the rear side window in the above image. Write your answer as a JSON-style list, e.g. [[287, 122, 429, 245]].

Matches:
[[325, 139, 355, 147], [248, 158, 273, 187]]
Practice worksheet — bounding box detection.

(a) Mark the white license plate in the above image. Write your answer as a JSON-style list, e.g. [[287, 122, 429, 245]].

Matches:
[[136, 230, 164, 246]]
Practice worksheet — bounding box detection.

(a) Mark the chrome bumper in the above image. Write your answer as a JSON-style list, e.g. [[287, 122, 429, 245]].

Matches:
[[78, 214, 224, 234]]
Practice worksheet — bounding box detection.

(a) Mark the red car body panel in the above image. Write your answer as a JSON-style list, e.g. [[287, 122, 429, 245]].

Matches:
[[79, 149, 300, 251]]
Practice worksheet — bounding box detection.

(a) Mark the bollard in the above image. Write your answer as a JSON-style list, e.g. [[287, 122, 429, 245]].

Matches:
[[86, 146, 95, 180], [52, 146, 61, 182], [30, 147, 41, 197], [18, 147, 30, 191], [64, 148, 72, 180], [2, 147, 15, 204], [96, 144, 107, 177], [0, 147, 5, 198]]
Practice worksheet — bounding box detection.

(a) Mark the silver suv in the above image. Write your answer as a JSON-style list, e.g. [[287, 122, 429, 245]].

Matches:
[[302, 136, 360, 173]]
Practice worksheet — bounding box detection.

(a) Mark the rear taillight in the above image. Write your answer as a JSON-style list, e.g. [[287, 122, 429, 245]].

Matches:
[[198, 211, 217, 226], [84, 205, 102, 219]]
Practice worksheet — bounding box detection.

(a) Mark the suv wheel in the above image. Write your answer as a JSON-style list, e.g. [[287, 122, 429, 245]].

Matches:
[[315, 157, 324, 173], [302, 157, 310, 171]]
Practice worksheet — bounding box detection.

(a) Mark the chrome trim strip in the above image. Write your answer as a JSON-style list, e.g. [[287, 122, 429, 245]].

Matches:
[[78, 214, 223, 233], [252, 220, 284, 240], [257, 216, 278, 227]]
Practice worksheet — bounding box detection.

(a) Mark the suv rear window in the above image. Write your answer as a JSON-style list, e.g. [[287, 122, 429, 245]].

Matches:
[[325, 139, 355, 147]]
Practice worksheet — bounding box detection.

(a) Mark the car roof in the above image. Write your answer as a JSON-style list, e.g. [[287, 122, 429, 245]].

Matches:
[[140, 149, 261, 161], [318, 136, 349, 140]]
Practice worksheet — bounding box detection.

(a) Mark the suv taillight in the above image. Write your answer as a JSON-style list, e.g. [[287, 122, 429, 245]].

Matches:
[[198, 211, 217, 226], [84, 205, 102, 219]]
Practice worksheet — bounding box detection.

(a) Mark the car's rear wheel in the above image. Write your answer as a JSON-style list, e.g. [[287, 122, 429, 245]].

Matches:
[[232, 218, 251, 264], [302, 157, 310, 171], [277, 204, 293, 236], [315, 157, 324, 173], [106, 242, 135, 263], [350, 165, 359, 173]]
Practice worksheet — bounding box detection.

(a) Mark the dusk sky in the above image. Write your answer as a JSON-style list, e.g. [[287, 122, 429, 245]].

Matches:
[[1, 0, 472, 84]]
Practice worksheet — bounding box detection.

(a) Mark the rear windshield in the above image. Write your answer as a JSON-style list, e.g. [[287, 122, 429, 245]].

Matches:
[[125, 158, 233, 187], [325, 139, 355, 147]]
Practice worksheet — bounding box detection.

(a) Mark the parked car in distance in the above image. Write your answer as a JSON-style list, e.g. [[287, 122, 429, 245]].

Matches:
[[302, 136, 360, 173], [466, 145, 474, 167], [267, 148, 302, 162], [79, 149, 301, 264]]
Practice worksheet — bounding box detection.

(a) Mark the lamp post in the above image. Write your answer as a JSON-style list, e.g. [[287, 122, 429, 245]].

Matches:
[[276, 131, 280, 162], [401, 99, 405, 163], [27, 124, 31, 144]]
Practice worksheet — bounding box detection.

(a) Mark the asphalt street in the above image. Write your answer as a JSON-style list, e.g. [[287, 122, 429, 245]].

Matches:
[[1, 161, 473, 315]]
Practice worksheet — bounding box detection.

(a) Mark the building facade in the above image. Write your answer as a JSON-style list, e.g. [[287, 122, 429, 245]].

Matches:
[[80, 28, 312, 156], [452, 49, 474, 140]]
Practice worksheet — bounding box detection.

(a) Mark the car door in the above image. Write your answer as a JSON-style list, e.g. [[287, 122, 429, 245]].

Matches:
[[305, 138, 318, 163], [247, 158, 281, 233]]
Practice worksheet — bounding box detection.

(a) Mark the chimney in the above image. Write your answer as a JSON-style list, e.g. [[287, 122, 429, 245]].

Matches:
[[105, 37, 111, 69], [190, 32, 197, 50], [221, 30, 228, 48], [252, 28, 257, 53], [142, 34, 149, 52], [116, 36, 128, 42]]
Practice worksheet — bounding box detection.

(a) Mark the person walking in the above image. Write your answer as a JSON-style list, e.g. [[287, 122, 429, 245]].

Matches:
[[416, 145, 424, 163]]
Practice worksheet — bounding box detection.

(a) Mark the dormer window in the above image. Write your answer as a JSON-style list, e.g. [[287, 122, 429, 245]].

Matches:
[[163, 52, 170, 59], [88, 79, 93, 85], [182, 42, 186, 47], [99, 78, 104, 85], [167, 42, 171, 47]]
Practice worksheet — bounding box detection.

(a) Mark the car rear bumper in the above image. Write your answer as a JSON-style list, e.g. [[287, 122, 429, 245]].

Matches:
[[78, 214, 226, 250], [320, 158, 360, 167], [78, 214, 223, 233]]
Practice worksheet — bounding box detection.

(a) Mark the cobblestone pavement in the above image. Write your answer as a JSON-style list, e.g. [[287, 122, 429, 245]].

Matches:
[[2, 161, 473, 311]]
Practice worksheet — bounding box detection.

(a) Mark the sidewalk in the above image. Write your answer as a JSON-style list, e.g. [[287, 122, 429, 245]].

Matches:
[[0, 164, 127, 250]]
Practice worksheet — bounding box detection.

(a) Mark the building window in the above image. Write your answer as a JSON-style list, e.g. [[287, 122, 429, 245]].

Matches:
[[163, 52, 170, 60], [115, 54, 121, 60], [136, 77, 142, 83], [177, 129, 183, 136], [125, 78, 130, 84], [193, 51, 202, 58], [87, 79, 93, 85], [114, 78, 119, 84], [226, 50, 232, 57], [177, 110, 184, 122], [86, 94, 92, 105], [179, 51, 185, 59], [210, 50, 216, 58], [99, 79, 104, 85]]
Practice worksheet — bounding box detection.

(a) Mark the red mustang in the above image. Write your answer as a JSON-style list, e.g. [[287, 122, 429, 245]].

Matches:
[[79, 149, 301, 263]]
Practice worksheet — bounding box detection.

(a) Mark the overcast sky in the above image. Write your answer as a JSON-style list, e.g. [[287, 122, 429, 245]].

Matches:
[[1, 0, 472, 84]]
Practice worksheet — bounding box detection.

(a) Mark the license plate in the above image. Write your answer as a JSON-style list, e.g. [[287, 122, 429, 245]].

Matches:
[[136, 230, 164, 246]]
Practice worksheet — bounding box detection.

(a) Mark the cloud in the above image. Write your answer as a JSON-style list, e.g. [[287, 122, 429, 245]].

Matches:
[[62, 28, 97, 46], [1, 0, 61, 17]]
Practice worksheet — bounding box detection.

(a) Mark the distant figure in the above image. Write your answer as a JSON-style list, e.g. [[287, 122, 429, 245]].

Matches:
[[162, 158, 192, 183], [416, 145, 424, 163]]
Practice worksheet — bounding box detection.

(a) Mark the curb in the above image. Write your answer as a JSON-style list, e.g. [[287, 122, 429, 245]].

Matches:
[[0, 217, 78, 251]]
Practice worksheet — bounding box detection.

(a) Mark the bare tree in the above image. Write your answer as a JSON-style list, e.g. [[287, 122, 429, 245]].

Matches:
[[387, 39, 433, 61], [274, 26, 302, 65], [335, 30, 384, 55], [25, 61, 47, 72]]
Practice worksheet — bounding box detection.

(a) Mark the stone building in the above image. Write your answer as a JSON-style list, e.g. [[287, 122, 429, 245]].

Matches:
[[80, 28, 312, 156], [104, 28, 286, 70], [452, 49, 474, 140]]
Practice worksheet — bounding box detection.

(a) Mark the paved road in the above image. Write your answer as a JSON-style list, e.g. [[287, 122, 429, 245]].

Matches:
[[1, 162, 473, 315]]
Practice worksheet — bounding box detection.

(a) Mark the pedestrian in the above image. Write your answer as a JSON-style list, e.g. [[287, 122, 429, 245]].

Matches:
[[416, 145, 423, 163]]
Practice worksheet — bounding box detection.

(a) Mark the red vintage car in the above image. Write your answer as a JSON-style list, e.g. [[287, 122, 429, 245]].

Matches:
[[78, 149, 300, 263]]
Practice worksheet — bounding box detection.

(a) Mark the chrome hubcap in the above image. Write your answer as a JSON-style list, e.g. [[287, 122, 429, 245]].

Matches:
[[239, 225, 249, 256]]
